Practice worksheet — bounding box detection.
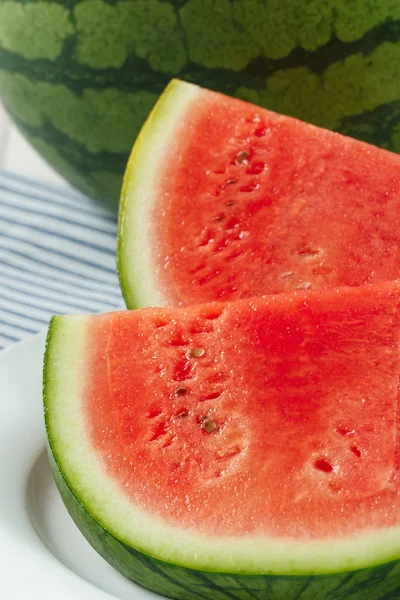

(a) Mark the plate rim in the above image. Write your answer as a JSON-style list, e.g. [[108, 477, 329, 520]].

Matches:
[[0, 332, 131, 600]]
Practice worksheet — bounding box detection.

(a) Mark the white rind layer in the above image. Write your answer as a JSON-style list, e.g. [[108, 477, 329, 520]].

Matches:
[[117, 79, 201, 309], [45, 314, 400, 575]]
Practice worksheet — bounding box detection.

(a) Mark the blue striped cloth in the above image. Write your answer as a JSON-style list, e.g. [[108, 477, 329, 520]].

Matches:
[[0, 170, 124, 350]]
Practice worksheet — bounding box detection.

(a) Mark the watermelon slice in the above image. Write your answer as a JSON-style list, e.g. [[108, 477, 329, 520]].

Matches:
[[45, 282, 400, 600], [118, 80, 400, 309]]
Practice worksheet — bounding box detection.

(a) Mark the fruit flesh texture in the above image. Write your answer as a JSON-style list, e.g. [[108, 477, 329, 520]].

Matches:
[[153, 88, 400, 305], [86, 283, 400, 540]]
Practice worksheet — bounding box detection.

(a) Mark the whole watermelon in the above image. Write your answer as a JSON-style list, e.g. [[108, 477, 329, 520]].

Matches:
[[1, 0, 400, 203]]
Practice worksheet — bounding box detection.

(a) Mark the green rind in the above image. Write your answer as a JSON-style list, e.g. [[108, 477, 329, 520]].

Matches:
[[46, 454, 400, 600], [43, 316, 400, 600], [3, 2, 400, 201]]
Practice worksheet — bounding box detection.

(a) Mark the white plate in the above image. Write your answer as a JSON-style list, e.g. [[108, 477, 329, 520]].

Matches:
[[0, 333, 159, 599]]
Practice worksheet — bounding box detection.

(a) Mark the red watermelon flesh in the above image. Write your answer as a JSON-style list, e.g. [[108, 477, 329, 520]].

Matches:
[[86, 282, 400, 540], [150, 84, 400, 306]]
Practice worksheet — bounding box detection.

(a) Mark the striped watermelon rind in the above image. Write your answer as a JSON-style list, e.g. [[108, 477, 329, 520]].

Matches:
[[44, 315, 400, 600], [2, 1, 400, 202]]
